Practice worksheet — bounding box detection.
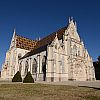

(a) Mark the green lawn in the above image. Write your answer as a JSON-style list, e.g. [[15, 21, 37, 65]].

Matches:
[[0, 83, 99, 100]]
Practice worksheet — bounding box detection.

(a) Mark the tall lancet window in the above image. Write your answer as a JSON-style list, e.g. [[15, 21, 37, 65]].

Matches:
[[70, 48, 72, 55], [62, 56, 65, 73], [42, 56, 46, 81], [73, 45, 77, 56], [32, 58, 37, 74], [25, 60, 29, 75], [19, 61, 22, 74], [42, 56, 46, 73]]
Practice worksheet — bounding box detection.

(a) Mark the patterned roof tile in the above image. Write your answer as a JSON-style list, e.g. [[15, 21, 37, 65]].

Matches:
[[16, 35, 38, 50]]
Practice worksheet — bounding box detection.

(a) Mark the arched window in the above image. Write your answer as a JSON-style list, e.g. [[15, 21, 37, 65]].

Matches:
[[19, 61, 22, 74], [32, 58, 37, 74], [25, 60, 29, 75], [62, 56, 65, 73], [42, 56, 46, 81], [73, 45, 77, 56], [42, 56, 46, 67]]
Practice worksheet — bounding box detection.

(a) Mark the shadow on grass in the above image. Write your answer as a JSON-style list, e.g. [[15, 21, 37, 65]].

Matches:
[[79, 86, 100, 90]]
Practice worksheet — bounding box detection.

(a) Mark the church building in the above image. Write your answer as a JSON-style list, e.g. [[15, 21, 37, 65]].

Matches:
[[1, 18, 95, 82]]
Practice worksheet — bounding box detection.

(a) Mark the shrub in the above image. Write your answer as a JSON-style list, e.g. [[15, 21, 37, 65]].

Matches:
[[23, 72, 34, 83], [12, 71, 22, 82]]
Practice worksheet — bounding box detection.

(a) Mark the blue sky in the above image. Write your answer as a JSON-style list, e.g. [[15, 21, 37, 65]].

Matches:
[[0, 0, 100, 70]]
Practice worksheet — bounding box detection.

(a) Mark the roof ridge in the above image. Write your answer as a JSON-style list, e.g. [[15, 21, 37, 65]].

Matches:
[[40, 26, 67, 41], [16, 34, 37, 41]]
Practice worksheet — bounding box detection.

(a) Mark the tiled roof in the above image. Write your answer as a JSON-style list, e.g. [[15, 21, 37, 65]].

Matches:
[[20, 26, 67, 59], [34, 26, 67, 49], [16, 35, 38, 50]]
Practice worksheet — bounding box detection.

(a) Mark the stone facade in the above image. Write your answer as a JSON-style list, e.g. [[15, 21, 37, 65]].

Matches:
[[1, 18, 95, 82]]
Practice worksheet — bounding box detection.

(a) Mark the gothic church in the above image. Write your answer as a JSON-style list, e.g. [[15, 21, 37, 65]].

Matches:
[[1, 18, 95, 82]]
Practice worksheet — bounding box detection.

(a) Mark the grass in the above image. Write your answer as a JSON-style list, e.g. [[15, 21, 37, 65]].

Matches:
[[0, 83, 99, 100]]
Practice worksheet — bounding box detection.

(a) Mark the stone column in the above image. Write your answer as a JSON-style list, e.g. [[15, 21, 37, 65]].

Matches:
[[64, 38, 71, 80], [28, 58, 32, 73], [56, 50, 60, 82], [46, 46, 54, 82], [30, 58, 33, 74], [37, 54, 40, 80], [21, 59, 25, 79]]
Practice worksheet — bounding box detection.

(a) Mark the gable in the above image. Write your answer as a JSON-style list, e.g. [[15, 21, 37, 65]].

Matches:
[[66, 20, 80, 41], [19, 19, 82, 59]]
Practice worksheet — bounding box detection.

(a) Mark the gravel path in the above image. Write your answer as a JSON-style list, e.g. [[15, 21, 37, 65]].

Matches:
[[36, 80, 100, 88]]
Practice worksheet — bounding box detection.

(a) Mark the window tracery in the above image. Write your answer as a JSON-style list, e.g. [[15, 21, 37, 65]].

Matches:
[[25, 60, 29, 75], [32, 58, 37, 74]]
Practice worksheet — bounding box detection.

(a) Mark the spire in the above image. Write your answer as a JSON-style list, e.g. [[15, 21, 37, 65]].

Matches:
[[69, 17, 71, 23], [38, 37, 40, 40], [12, 28, 16, 39], [71, 16, 73, 21], [55, 32, 58, 38], [68, 16, 77, 29], [10, 28, 16, 48], [54, 32, 58, 40], [75, 21, 77, 26], [68, 16, 74, 23], [36, 37, 41, 41], [14, 28, 16, 33], [13, 28, 16, 37], [74, 21, 77, 30]]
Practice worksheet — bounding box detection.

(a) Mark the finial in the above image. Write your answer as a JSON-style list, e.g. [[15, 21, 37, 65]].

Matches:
[[36, 37, 40, 41], [75, 21, 76, 26], [69, 16, 74, 23], [14, 28, 16, 34], [71, 16, 73, 21], [38, 37, 40, 40], [56, 32, 57, 38], [69, 17, 71, 23], [13, 28, 16, 37], [74, 21, 77, 30]]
